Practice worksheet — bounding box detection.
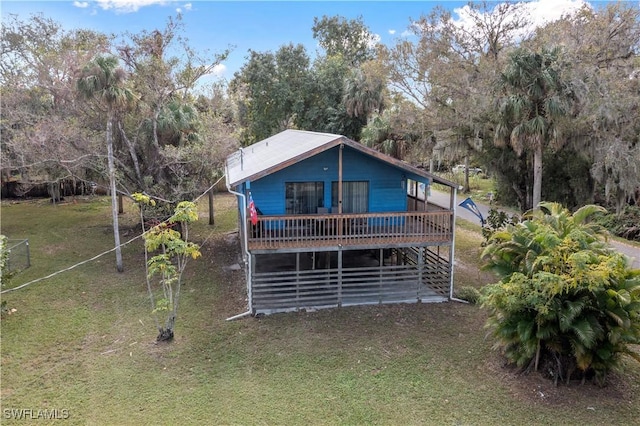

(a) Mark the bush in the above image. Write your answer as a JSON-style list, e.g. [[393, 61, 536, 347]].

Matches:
[[481, 202, 640, 386], [455, 286, 482, 304], [481, 208, 520, 244], [594, 205, 640, 242]]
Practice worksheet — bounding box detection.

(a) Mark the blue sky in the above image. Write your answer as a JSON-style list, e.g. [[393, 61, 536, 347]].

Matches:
[[2, 0, 591, 81]]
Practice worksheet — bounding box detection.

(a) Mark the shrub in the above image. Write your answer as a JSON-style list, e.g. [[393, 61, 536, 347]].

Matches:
[[481, 202, 640, 385], [481, 208, 520, 244], [455, 286, 482, 305], [594, 205, 640, 242]]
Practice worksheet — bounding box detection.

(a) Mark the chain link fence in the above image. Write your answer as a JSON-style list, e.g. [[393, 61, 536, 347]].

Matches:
[[6, 239, 30, 273]]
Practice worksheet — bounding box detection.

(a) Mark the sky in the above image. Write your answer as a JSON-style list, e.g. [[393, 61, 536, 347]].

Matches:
[[1, 0, 597, 82]]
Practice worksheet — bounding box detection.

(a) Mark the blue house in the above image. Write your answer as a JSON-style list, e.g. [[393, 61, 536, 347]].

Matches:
[[225, 129, 459, 315]]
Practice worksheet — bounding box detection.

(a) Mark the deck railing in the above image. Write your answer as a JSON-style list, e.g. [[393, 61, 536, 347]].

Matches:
[[247, 211, 453, 250]]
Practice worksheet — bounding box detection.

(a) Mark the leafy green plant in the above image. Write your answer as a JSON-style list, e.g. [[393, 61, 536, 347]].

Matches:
[[481, 208, 520, 244], [481, 202, 640, 385], [133, 193, 201, 341], [0, 235, 16, 318], [594, 205, 640, 242]]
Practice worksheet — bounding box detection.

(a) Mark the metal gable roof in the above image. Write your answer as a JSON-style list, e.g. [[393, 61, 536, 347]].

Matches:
[[225, 129, 457, 188], [226, 129, 344, 187]]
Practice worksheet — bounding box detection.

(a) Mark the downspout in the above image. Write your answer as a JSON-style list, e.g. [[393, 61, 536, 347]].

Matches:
[[449, 185, 468, 304], [225, 168, 254, 320]]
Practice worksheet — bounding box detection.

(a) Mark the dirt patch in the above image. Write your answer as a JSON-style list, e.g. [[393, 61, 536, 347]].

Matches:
[[484, 350, 638, 411]]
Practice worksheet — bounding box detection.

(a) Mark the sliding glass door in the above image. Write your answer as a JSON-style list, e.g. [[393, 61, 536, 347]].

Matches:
[[331, 181, 369, 213], [285, 182, 324, 214]]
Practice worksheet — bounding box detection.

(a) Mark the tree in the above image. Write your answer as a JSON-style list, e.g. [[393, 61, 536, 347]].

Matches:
[[343, 66, 385, 119], [527, 3, 640, 214], [78, 56, 135, 272], [230, 43, 311, 144], [134, 193, 201, 341], [360, 96, 424, 160], [0, 14, 110, 199], [382, 2, 530, 191], [481, 202, 640, 385], [113, 17, 232, 204], [311, 15, 377, 67], [495, 47, 575, 211]]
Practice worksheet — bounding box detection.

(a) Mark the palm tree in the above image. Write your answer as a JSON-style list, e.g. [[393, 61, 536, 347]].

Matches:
[[495, 47, 573, 210], [78, 56, 134, 272], [481, 202, 640, 384], [343, 68, 385, 120]]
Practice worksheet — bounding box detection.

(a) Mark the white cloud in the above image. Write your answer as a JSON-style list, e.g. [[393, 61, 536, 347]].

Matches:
[[521, 0, 588, 26], [400, 29, 413, 38], [93, 0, 169, 14], [388, 29, 396, 35], [211, 63, 227, 77], [176, 2, 192, 14], [369, 33, 381, 48], [73, 1, 89, 8], [452, 0, 589, 39]]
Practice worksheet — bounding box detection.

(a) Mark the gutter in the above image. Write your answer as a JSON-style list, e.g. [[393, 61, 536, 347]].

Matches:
[[449, 185, 466, 303], [225, 167, 253, 321]]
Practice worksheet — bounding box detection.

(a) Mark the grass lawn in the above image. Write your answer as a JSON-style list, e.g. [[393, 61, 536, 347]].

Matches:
[[1, 195, 639, 425], [434, 172, 497, 205]]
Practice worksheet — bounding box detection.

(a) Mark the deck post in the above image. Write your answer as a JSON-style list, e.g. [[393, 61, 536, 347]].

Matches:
[[337, 246, 343, 306], [296, 252, 300, 306], [417, 246, 424, 302], [338, 144, 344, 235], [379, 248, 383, 303]]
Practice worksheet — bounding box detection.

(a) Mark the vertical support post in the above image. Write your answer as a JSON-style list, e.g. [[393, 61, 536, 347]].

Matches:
[[338, 143, 343, 236], [250, 253, 256, 312], [338, 144, 343, 213], [26, 240, 31, 269], [449, 186, 458, 300], [296, 252, 300, 307], [417, 246, 424, 302], [379, 248, 383, 303], [337, 246, 343, 306], [208, 188, 215, 225], [118, 193, 124, 214]]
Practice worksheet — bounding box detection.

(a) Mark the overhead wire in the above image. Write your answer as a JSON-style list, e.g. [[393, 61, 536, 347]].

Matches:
[[1, 174, 227, 295]]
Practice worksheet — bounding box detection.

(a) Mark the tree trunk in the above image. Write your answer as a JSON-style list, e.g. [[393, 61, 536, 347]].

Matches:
[[463, 153, 470, 193], [532, 144, 543, 210], [107, 117, 124, 273], [208, 188, 215, 225], [118, 193, 124, 214]]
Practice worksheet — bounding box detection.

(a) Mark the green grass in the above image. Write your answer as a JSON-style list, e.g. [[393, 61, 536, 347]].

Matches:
[[1, 195, 639, 425], [434, 172, 497, 203]]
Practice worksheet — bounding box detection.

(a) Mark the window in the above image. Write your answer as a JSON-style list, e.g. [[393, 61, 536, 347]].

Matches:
[[331, 181, 369, 213], [285, 182, 324, 214]]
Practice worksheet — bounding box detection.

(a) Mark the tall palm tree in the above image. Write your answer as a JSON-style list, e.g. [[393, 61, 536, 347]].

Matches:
[[343, 68, 385, 120], [78, 56, 134, 272], [495, 47, 573, 210]]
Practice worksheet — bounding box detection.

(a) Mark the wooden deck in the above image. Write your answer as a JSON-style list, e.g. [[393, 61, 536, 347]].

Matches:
[[248, 211, 453, 250]]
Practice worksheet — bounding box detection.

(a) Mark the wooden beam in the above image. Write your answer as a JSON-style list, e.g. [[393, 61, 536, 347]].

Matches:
[[338, 144, 343, 235]]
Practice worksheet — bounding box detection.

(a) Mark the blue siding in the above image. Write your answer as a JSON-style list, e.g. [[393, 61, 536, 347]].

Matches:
[[245, 146, 422, 215]]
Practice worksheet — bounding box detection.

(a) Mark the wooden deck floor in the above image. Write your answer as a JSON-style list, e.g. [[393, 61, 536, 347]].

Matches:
[[248, 211, 453, 250]]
